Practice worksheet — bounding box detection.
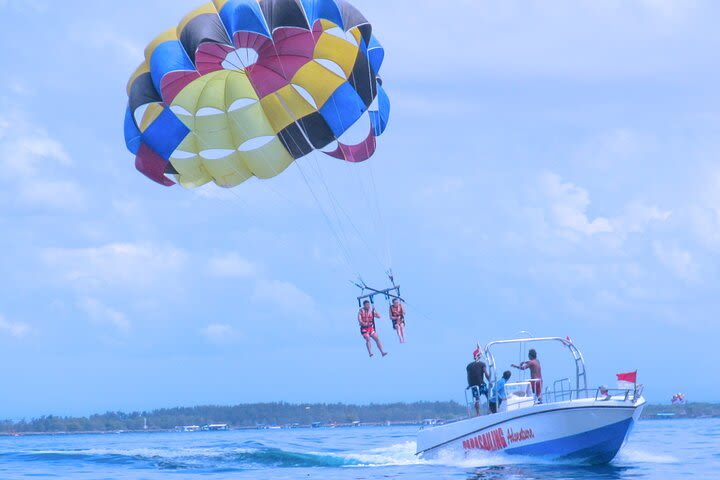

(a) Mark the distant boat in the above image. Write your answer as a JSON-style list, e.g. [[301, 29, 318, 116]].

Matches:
[[202, 424, 229, 431], [175, 425, 201, 432], [417, 336, 645, 465]]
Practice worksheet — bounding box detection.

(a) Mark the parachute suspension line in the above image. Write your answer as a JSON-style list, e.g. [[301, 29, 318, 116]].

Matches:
[[191, 51, 358, 278], [322, 91, 390, 273], [240, 40, 361, 277], [368, 161, 392, 270], [300, 153, 360, 268], [350, 165, 389, 272], [301, 149, 387, 273], [329, 54, 392, 274], [268, 41, 383, 278], [294, 158, 358, 273], [220, 50, 324, 217], [349, 57, 394, 273], [243, 36, 386, 279]]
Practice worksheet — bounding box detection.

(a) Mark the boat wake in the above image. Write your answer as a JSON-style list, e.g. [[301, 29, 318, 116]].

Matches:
[[0, 440, 678, 472], [1, 446, 356, 470]]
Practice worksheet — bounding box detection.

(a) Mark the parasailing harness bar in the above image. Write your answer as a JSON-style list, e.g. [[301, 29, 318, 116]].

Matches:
[[354, 283, 403, 308]]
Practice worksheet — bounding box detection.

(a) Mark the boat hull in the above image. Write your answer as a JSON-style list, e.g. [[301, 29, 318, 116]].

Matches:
[[417, 398, 645, 465]]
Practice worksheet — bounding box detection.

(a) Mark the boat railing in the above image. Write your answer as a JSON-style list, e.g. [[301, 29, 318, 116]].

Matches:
[[464, 385, 490, 416], [540, 385, 643, 404], [553, 378, 572, 402], [459, 382, 643, 420]]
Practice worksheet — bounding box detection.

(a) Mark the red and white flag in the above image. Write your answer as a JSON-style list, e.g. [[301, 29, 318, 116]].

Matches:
[[617, 371, 637, 389]]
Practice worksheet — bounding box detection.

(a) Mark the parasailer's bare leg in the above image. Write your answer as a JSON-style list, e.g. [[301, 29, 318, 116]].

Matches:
[[364, 335, 374, 357], [397, 322, 405, 343], [372, 332, 387, 356]]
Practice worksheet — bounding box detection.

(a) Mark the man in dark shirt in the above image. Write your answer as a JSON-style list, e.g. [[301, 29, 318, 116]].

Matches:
[[466, 346, 490, 416]]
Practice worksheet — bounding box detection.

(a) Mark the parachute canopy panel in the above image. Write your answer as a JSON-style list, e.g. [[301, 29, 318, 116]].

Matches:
[[124, 0, 390, 188]]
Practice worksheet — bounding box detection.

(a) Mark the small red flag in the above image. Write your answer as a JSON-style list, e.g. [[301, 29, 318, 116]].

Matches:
[[616, 371, 637, 383]]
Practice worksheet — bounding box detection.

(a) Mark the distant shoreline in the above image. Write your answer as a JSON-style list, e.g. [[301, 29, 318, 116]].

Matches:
[[640, 402, 720, 420], [2, 401, 717, 435]]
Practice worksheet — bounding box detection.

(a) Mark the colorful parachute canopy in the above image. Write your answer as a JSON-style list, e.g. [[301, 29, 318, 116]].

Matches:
[[124, 0, 390, 188]]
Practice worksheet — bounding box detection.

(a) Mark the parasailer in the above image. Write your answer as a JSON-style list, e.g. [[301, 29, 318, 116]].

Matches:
[[671, 393, 686, 405], [358, 299, 386, 357], [353, 273, 405, 355], [389, 298, 406, 343]]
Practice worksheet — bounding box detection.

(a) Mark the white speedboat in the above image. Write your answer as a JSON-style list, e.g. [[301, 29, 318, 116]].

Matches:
[[417, 336, 645, 464]]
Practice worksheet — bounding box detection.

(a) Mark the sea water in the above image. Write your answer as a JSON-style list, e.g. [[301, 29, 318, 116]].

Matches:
[[0, 419, 718, 479]]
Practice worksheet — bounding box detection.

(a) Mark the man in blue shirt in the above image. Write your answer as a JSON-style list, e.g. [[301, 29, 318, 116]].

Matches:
[[490, 370, 512, 413]]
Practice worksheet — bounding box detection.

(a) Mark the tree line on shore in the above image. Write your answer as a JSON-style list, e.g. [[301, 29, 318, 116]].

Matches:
[[2, 401, 718, 433], [0, 401, 467, 433]]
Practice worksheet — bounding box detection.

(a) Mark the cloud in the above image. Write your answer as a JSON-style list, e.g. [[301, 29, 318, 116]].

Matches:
[[253, 279, 315, 314], [208, 253, 258, 278], [78, 297, 131, 332], [0, 110, 84, 211], [539, 173, 613, 237], [17, 179, 86, 210], [575, 129, 652, 169], [0, 127, 72, 178], [0, 314, 32, 338], [419, 176, 466, 199], [368, 0, 712, 81], [201, 323, 243, 344], [66, 25, 143, 67], [688, 170, 720, 251], [0, 0, 47, 12], [653, 241, 697, 281], [611, 202, 672, 237], [42, 243, 187, 290]]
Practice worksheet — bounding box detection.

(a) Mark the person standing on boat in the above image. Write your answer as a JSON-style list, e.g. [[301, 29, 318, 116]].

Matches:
[[389, 298, 406, 343], [358, 300, 387, 357], [489, 370, 512, 413], [466, 346, 490, 416], [512, 349, 543, 403]]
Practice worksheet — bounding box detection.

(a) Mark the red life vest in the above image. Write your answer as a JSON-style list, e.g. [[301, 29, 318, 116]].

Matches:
[[359, 307, 376, 325]]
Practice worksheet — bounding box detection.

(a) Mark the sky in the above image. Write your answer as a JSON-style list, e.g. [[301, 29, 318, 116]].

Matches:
[[1, 0, 720, 419]]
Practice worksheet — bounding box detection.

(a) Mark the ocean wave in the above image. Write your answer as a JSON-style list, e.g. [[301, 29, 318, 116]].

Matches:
[[0, 445, 361, 470]]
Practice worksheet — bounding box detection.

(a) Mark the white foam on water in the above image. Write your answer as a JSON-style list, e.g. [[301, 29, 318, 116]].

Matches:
[[28, 446, 257, 460], [328, 441, 422, 467], [329, 441, 537, 469], [616, 447, 678, 464]]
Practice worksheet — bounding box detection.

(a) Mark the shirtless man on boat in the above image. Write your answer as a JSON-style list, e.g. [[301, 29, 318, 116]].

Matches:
[[358, 300, 387, 357], [513, 348, 543, 403]]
